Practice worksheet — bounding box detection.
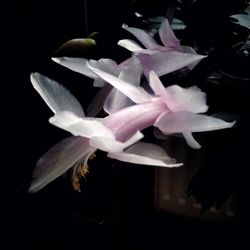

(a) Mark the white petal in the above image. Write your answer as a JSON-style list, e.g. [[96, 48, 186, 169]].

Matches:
[[138, 51, 206, 77], [155, 111, 236, 134], [182, 132, 201, 149], [148, 71, 166, 96], [118, 39, 154, 54], [104, 56, 142, 114], [49, 111, 115, 139], [163, 85, 208, 113], [104, 88, 134, 114], [88, 63, 152, 103], [29, 136, 94, 193], [108, 142, 182, 167], [159, 19, 180, 48], [30, 73, 85, 117], [118, 56, 142, 85], [122, 24, 161, 50], [89, 58, 120, 76], [89, 131, 144, 153], [52, 57, 96, 78]]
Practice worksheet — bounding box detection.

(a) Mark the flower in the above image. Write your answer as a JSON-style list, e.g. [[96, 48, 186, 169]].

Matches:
[[118, 19, 206, 76], [88, 65, 235, 149], [29, 72, 181, 193]]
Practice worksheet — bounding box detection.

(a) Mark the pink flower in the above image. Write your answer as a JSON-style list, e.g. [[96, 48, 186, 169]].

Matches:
[[118, 19, 205, 76], [29, 73, 180, 193]]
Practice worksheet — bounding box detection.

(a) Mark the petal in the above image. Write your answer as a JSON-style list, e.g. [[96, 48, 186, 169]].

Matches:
[[88, 63, 152, 103], [118, 56, 142, 85], [163, 85, 208, 113], [181, 46, 200, 70], [104, 101, 165, 142], [122, 24, 161, 50], [148, 71, 167, 96], [104, 88, 134, 114], [108, 142, 182, 167], [182, 132, 201, 149], [104, 56, 142, 114], [155, 111, 236, 134], [87, 84, 113, 117], [138, 51, 206, 77], [49, 111, 115, 139], [30, 73, 85, 117], [159, 19, 181, 49], [118, 39, 154, 54], [89, 58, 120, 76], [52, 57, 96, 78], [89, 131, 144, 153], [29, 136, 94, 193]]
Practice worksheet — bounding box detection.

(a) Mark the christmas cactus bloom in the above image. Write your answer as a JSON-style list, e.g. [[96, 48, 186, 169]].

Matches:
[[118, 19, 206, 76], [88, 65, 235, 149], [29, 73, 181, 193]]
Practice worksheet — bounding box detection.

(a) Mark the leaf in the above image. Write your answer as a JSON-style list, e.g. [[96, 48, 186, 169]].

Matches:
[[53, 38, 96, 57]]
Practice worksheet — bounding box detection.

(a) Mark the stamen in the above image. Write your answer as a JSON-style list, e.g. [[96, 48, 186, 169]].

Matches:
[[71, 151, 96, 192]]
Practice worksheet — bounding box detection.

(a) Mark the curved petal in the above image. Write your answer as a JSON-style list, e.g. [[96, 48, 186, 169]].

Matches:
[[119, 56, 142, 85], [118, 39, 154, 54], [87, 84, 113, 117], [30, 73, 85, 117], [122, 24, 161, 50], [159, 19, 180, 49], [52, 57, 96, 78], [182, 132, 201, 149], [89, 58, 120, 76], [104, 101, 165, 141], [138, 51, 206, 77], [104, 56, 142, 114], [88, 63, 152, 103], [49, 111, 115, 139], [163, 85, 208, 113], [29, 136, 94, 193], [155, 111, 236, 134], [104, 88, 134, 114], [108, 142, 182, 167], [148, 71, 166, 96], [89, 131, 143, 153]]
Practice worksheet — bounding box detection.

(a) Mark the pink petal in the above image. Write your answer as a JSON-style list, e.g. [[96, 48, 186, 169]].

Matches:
[[30, 73, 85, 117], [108, 142, 182, 167], [148, 71, 167, 96], [88, 63, 152, 104], [138, 51, 206, 77], [155, 111, 236, 134], [49, 111, 115, 139], [122, 24, 161, 50], [163, 85, 208, 113], [52, 57, 96, 78], [104, 101, 165, 142], [29, 136, 94, 193], [159, 19, 181, 49], [89, 131, 143, 153]]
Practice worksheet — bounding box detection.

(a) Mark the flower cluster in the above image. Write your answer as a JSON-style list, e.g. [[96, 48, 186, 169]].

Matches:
[[29, 19, 235, 193]]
